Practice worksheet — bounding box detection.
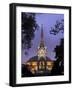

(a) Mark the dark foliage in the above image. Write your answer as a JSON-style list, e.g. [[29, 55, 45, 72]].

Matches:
[[55, 39, 64, 60], [52, 39, 64, 75], [50, 19, 64, 74], [22, 13, 39, 50], [22, 64, 34, 77], [50, 19, 64, 35]]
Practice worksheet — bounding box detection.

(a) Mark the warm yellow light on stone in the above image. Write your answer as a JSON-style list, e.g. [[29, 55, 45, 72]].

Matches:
[[46, 66, 53, 71], [26, 62, 31, 65], [32, 62, 37, 66], [47, 61, 53, 65]]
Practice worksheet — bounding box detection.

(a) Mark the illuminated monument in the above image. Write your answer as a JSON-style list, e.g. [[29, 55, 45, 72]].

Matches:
[[24, 25, 54, 75], [37, 25, 47, 59]]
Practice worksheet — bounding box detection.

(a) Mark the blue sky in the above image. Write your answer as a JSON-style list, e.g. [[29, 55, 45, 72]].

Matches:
[[22, 13, 64, 63]]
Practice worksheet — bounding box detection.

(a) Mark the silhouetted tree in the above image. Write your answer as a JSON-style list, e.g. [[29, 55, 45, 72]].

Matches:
[[55, 39, 64, 61], [22, 64, 33, 77], [22, 13, 39, 51], [52, 39, 64, 75], [50, 19, 64, 35], [50, 19, 64, 75]]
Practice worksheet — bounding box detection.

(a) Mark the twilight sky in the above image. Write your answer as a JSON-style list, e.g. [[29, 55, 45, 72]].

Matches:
[[22, 13, 64, 63]]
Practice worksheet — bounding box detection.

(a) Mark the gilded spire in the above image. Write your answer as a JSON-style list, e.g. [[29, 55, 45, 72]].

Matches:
[[41, 24, 44, 41], [40, 24, 44, 47], [37, 25, 47, 59]]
